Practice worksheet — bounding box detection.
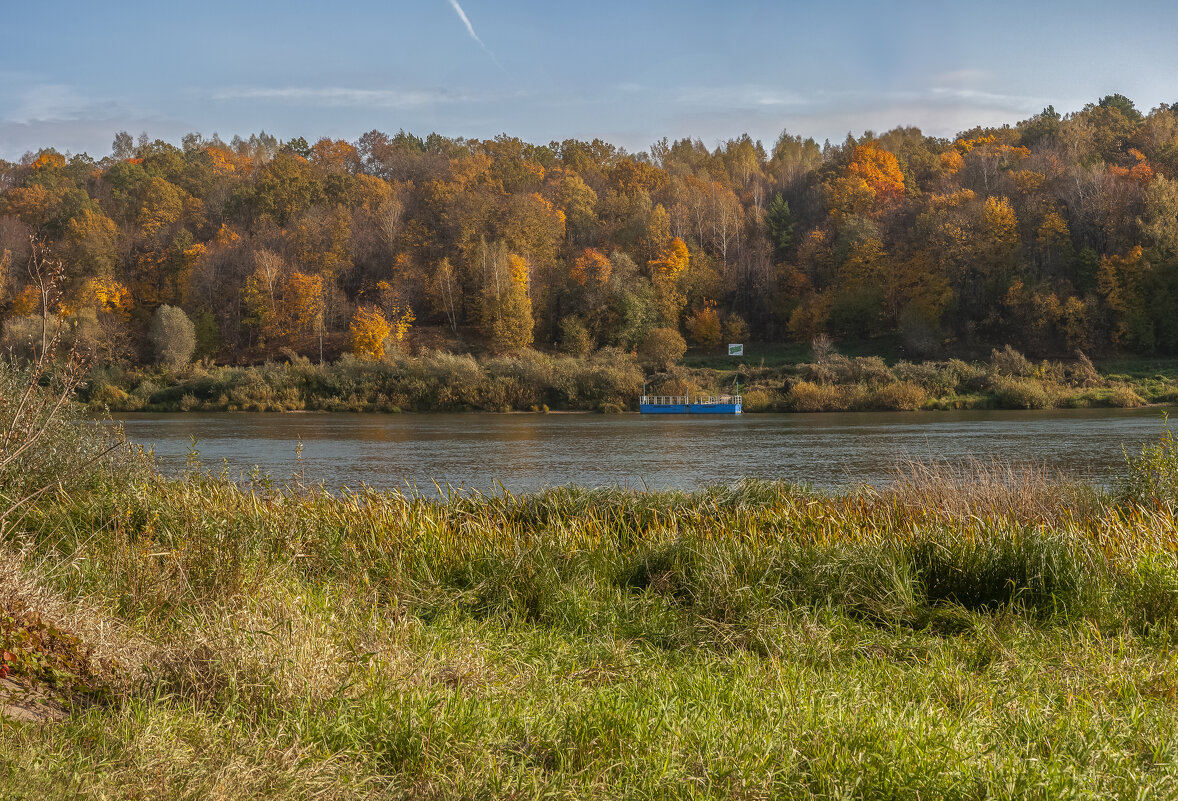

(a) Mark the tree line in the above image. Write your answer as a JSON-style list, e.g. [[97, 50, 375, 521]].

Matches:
[[3, 93, 1178, 368]]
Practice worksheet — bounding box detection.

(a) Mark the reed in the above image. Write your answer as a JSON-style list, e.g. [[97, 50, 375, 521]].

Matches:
[[880, 456, 1104, 524]]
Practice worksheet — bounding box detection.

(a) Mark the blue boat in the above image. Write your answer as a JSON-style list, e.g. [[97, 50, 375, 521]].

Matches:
[[640, 388, 742, 415]]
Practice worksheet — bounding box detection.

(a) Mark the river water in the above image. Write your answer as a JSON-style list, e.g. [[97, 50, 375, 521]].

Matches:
[[114, 408, 1175, 495]]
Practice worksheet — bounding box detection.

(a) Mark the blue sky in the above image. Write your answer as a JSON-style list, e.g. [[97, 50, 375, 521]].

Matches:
[[3, 0, 1177, 160]]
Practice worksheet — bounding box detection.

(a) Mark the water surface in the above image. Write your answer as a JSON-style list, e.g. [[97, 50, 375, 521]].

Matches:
[[115, 408, 1174, 495]]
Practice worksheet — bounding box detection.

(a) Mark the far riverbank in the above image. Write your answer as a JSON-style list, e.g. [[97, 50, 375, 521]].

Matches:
[[83, 346, 1178, 415]]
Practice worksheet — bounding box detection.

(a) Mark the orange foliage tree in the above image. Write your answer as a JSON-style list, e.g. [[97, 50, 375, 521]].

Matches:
[[570, 248, 612, 287], [825, 141, 906, 219]]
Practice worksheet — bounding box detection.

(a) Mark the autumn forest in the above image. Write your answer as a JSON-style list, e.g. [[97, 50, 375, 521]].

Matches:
[[3, 93, 1178, 369]]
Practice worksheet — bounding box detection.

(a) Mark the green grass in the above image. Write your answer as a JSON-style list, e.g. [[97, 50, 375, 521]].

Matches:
[[1094, 356, 1178, 381], [3, 465, 1178, 798], [682, 337, 908, 370], [682, 342, 812, 369]]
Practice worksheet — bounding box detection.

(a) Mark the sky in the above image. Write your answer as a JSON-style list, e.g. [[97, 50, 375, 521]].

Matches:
[[3, 0, 1178, 160]]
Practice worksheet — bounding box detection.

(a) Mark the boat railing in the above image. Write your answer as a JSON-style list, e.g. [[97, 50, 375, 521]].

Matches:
[[640, 395, 687, 405], [692, 395, 742, 405], [640, 394, 743, 406]]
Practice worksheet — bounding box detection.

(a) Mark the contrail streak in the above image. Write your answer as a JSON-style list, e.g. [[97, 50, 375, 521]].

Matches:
[[447, 0, 485, 47], [445, 0, 503, 69]]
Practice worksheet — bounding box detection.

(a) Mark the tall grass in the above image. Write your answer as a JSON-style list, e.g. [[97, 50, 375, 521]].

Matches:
[[1118, 416, 1178, 510], [882, 457, 1104, 524], [6, 467, 1178, 797]]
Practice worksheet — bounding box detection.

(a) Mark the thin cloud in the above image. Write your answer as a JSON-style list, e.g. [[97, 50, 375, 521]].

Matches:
[[664, 95, 1051, 151], [672, 84, 1042, 119], [212, 86, 470, 108], [1, 82, 116, 124], [675, 85, 809, 109], [933, 69, 992, 87], [0, 117, 192, 160]]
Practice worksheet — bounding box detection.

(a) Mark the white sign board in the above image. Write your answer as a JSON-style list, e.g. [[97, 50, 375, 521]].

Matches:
[[728, 343, 744, 356]]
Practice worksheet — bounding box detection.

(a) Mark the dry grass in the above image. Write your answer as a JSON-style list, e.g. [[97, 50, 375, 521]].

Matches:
[[879, 457, 1103, 524], [0, 546, 151, 697]]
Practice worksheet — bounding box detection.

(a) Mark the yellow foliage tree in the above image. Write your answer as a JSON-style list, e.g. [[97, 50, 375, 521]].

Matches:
[[685, 301, 722, 347], [350, 305, 392, 361], [480, 246, 534, 352], [388, 304, 415, 346], [980, 196, 1020, 269], [64, 208, 119, 274], [292, 206, 352, 278], [286, 271, 326, 339], [939, 150, 964, 175], [372, 280, 416, 348], [241, 250, 285, 344], [1, 185, 52, 230], [138, 177, 185, 239], [10, 285, 40, 317], [648, 237, 689, 327], [643, 203, 672, 263], [206, 147, 240, 175], [952, 135, 1030, 192], [1098, 246, 1151, 349], [556, 173, 598, 242], [648, 236, 689, 280], [84, 277, 133, 318], [1036, 209, 1073, 271], [242, 258, 330, 351]]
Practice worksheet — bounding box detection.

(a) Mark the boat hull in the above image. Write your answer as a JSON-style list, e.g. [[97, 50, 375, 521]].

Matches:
[[640, 403, 742, 414]]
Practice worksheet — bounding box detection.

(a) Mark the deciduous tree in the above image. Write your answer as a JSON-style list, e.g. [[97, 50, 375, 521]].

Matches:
[[349, 305, 391, 360], [150, 305, 196, 369]]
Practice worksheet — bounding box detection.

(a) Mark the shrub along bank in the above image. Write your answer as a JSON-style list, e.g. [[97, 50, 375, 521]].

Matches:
[[80, 344, 1178, 413]]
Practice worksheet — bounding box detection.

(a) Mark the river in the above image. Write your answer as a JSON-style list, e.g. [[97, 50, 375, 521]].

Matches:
[[113, 407, 1175, 495]]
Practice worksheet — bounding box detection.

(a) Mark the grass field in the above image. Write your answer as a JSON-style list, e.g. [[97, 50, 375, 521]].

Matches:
[[681, 337, 907, 370], [5, 359, 1178, 798]]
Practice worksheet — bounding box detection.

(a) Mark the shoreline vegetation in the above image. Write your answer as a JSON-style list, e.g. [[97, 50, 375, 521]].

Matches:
[[6, 356, 1178, 796], [81, 342, 1178, 414]]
